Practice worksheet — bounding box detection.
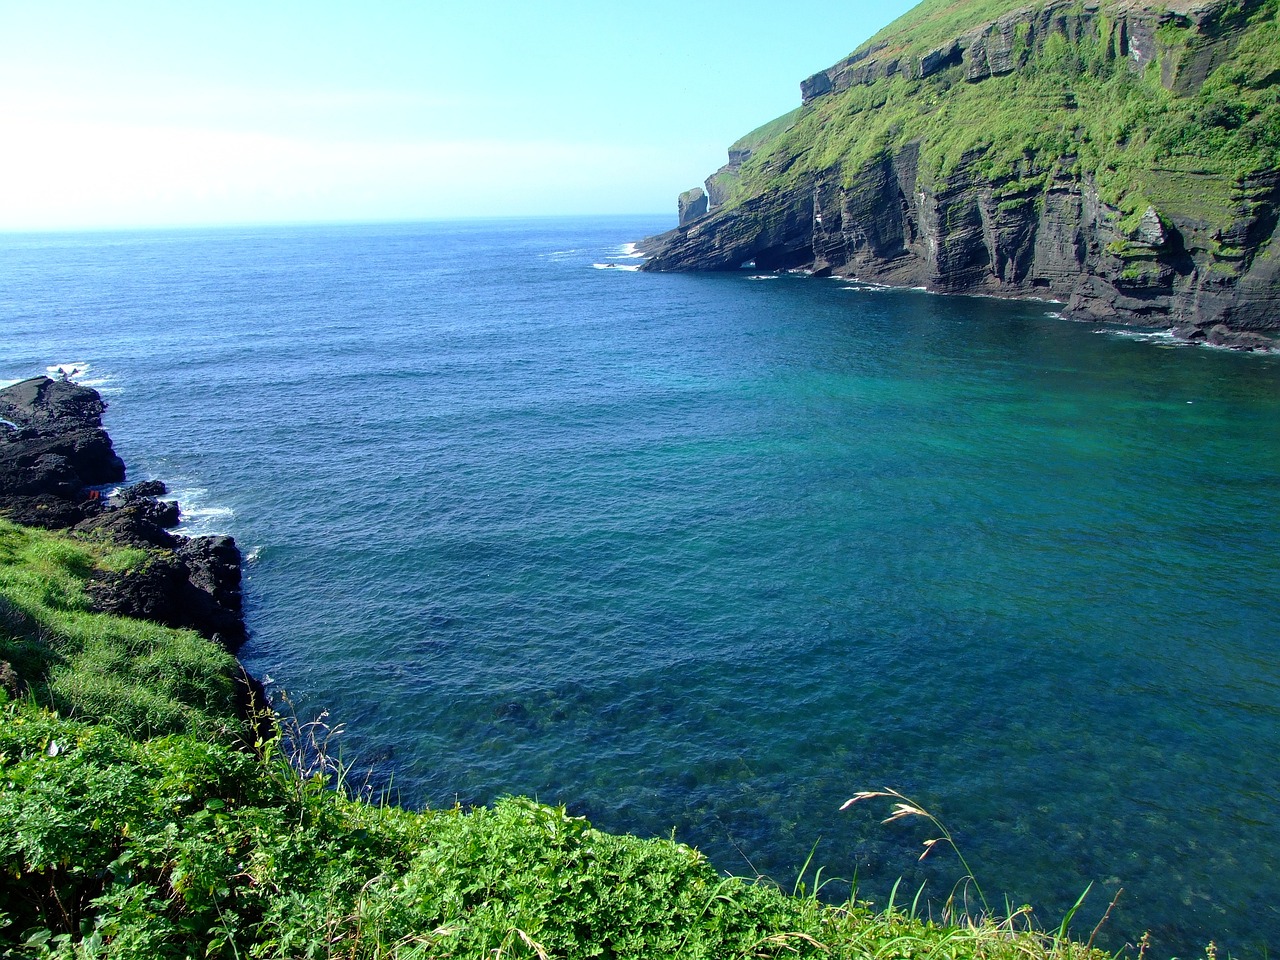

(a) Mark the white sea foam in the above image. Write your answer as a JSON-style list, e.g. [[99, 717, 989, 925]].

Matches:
[[43, 361, 119, 392], [591, 262, 641, 272], [616, 242, 647, 259], [747, 275, 780, 281], [47, 361, 92, 381], [165, 484, 236, 536], [1093, 327, 1183, 345]]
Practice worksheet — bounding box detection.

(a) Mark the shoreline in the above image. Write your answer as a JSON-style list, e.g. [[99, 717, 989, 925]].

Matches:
[[0, 374, 266, 730]]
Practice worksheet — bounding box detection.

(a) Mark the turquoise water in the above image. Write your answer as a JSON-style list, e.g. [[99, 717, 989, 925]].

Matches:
[[3, 218, 1279, 956]]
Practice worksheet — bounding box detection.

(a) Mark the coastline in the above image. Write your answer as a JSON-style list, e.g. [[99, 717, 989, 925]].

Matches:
[[0, 374, 266, 731], [0, 380, 1130, 959]]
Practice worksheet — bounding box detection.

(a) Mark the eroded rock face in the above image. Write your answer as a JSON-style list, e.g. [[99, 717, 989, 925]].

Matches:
[[678, 187, 709, 226], [644, 151, 1280, 344], [642, 0, 1280, 346]]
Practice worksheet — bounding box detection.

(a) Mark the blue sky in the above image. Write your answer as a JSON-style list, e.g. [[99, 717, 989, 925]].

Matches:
[[0, 1, 917, 229]]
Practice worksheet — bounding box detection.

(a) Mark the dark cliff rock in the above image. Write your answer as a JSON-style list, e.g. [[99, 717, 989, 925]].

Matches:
[[643, 0, 1280, 347], [86, 542, 245, 650], [0, 377, 126, 526], [0, 376, 247, 650], [678, 187, 709, 225]]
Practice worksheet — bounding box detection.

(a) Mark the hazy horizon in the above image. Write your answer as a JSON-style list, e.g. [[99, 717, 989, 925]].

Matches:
[[0, 1, 916, 232]]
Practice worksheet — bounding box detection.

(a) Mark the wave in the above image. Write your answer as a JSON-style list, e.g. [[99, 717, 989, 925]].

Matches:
[[47, 361, 93, 381], [1093, 328, 1187, 348], [44, 361, 119, 392], [161, 483, 235, 536], [747, 275, 780, 281], [591, 263, 641, 272]]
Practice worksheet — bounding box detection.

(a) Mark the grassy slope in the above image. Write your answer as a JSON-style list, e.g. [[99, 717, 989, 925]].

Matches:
[[722, 0, 1280, 241], [0, 522, 1118, 958], [0, 520, 239, 737]]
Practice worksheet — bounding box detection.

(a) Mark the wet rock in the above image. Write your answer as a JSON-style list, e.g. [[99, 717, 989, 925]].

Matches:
[[1204, 324, 1276, 351], [119, 479, 168, 500]]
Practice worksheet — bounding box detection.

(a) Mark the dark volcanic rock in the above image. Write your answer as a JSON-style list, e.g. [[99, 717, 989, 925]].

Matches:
[[0, 376, 248, 651], [116, 479, 168, 501], [0, 377, 125, 521], [176, 536, 244, 617], [0, 375, 113, 434], [76, 504, 179, 549], [0, 494, 97, 529], [86, 536, 246, 650]]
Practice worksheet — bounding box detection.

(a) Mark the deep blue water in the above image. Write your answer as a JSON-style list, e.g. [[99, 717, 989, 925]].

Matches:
[[3, 217, 1279, 958]]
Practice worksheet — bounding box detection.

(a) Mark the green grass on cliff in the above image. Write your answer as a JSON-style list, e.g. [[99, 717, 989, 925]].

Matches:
[[860, 0, 1037, 61], [0, 523, 1119, 958], [0, 699, 1117, 960], [720, 0, 1280, 241], [0, 519, 239, 737]]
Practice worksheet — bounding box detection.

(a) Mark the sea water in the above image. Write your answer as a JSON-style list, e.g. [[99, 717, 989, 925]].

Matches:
[[3, 217, 1279, 957]]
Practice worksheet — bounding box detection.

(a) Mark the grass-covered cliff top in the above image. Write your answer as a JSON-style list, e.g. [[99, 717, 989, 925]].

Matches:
[[0, 520, 1120, 958], [854, 0, 1212, 64], [721, 0, 1280, 241]]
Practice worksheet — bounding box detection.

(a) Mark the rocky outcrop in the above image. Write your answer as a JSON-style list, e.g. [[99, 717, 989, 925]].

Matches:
[[678, 187, 709, 225], [0, 376, 248, 649], [0, 377, 125, 527], [642, 0, 1280, 348]]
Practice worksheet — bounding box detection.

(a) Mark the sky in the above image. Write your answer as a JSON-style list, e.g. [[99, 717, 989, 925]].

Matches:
[[0, 1, 918, 230]]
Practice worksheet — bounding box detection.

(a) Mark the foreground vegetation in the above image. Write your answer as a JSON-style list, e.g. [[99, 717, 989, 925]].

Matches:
[[0, 521, 1116, 958]]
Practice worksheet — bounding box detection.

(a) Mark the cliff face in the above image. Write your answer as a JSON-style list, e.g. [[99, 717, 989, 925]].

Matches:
[[641, 0, 1280, 341]]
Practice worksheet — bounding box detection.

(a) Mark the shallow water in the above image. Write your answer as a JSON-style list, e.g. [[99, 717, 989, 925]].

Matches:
[[3, 217, 1279, 957]]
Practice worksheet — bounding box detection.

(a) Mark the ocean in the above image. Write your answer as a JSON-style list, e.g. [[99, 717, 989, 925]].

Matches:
[[3, 216, 1279, 957]]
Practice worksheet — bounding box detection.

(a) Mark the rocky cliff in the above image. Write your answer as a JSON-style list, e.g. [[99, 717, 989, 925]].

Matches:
[[641, 0, 1280, 345], [0, 376, 247, 650]]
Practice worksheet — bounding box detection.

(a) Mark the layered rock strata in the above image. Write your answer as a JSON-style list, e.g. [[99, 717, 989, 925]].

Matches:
[[642, 0, 1280, 349]]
